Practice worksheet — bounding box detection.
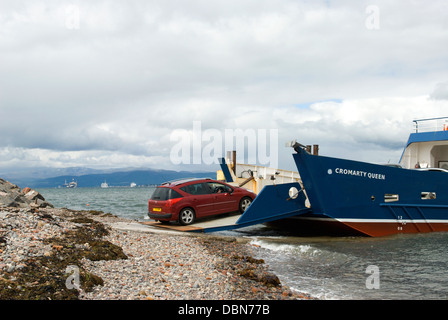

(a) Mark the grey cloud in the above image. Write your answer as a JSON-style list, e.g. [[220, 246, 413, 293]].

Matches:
[[1, 0, 448, 171], [430, 82, 448, 100]]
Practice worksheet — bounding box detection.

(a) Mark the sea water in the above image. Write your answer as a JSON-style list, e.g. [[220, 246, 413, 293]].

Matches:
[[38, 187, 448, 300], [225, 226, 448, 299], [37, 186, 156, 221]]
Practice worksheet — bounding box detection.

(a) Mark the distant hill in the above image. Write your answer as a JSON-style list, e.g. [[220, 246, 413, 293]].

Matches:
[[5, 168, 216, 188]]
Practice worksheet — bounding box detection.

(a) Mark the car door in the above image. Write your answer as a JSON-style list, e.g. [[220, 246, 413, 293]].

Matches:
[[181, 182, 215, 217], [207, 182, 238, 214]]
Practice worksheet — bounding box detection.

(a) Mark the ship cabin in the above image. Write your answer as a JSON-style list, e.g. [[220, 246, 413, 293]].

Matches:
[[399, 117, 448, 170]]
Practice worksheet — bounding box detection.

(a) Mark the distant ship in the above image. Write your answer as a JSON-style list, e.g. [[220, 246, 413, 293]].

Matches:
[[64, 179, 77, 188], [101, 181, 109, 188], [130, 182, 137, 187]]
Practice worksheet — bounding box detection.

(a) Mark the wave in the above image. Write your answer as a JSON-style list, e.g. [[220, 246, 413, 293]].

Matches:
[[250, 239, 321, 257]]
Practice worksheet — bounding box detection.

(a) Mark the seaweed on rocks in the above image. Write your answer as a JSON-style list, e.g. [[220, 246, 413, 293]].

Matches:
[[232, 254, 265, 264], [232, 255, 281, 288], [0, 209, 127, 300], [83, 240, 128, 261], [71, 217, 96, 224], [196, 236, 289, 299], [45, 216, 127, 262], [0, 252, 103, 299], [84, 210, 117, 218]]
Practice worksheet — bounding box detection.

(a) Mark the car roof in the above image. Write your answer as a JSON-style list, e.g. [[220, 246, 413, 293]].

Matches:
[[160, 177, 214, 186]]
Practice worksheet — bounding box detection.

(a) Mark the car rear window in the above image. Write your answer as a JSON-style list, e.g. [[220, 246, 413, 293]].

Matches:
[[151, 187, 183, 200]]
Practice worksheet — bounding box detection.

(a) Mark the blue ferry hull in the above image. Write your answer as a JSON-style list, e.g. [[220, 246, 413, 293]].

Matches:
[[291, 148, 448, 237], [222, 118, 448, 237]]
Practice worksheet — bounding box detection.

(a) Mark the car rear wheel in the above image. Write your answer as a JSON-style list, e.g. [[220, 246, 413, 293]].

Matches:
[[179, 208, 195, 225], [239, 197, 252, 213]]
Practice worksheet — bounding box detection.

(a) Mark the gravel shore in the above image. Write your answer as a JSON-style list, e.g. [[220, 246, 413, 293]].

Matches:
[[0, 206, 314, 300]]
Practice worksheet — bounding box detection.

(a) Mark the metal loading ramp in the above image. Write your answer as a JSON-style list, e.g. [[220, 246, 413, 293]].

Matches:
[[141, 213, 242, 233], [141, 182, 312, 233]]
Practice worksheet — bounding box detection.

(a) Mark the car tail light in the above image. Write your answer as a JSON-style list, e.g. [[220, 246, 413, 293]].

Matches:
[[166, 198, 182, 208]]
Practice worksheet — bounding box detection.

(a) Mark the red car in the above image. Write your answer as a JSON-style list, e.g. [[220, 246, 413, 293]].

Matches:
[[148, 178, 256, 225]]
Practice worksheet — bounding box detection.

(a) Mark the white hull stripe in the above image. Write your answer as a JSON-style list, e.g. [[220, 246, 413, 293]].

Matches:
[[296, 217, 448, 224]]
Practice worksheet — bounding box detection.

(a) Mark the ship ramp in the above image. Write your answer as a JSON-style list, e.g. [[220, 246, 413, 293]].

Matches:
[[142, 182, 311, 233]]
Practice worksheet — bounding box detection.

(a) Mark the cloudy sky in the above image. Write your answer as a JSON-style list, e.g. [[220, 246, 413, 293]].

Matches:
[[1, 0, 448, 173]]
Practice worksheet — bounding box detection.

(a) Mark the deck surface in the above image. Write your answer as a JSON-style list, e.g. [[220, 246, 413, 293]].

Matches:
[[140, 213, 242, 232]]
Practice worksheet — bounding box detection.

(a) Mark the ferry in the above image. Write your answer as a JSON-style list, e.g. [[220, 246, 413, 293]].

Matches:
[[264, 117, 448, 237], [146, 117, 448, 237]]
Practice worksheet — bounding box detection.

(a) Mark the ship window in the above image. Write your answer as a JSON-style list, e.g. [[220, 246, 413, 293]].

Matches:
[[385, 194, 399, 202], [421, 192, 436, 200]]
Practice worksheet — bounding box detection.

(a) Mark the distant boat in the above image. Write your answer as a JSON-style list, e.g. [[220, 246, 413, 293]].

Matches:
[[101, 181, 109, 188], [130, 182, 137, 188], [63, 179, 77, 188]]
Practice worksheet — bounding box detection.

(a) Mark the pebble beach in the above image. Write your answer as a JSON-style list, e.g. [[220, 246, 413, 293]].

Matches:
[[0, 205, 314, 300]]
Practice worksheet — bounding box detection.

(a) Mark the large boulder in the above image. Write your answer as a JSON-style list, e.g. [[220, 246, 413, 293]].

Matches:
[[0, 178, 53, 209]]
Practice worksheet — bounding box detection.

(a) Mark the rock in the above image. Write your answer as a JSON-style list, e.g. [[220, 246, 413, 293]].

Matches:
[[52, 244, 63, 251], [6, 263, 15, 273], [24, 189, 53, 208], [260, 273, 281, 287], [22, 187, 31, 194], [24, 190, 45, 202], [0, 178, 53, 209], [1, 194, 24, 208], [37, 221, 46, 228], [0, 178, 21, 194]]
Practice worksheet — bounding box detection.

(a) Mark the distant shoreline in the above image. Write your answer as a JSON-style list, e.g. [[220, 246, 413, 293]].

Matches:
[[5, 168, 215, 189]]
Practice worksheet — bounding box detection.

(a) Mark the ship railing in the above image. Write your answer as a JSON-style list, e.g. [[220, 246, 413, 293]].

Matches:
[[413, 117, 448, 133]]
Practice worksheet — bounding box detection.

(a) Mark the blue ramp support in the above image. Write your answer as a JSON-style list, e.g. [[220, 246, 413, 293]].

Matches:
[[219, 157, 234, 183]]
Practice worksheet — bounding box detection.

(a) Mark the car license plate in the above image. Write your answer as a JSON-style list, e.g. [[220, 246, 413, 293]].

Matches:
[[153, 208, 162, 212]]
